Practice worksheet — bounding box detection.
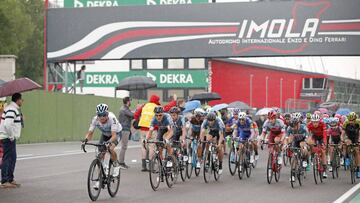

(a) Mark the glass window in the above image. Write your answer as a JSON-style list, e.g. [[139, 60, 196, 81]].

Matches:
[[147, 59, 163, 69], [312, 78, 324, 89], [168, 89, 184, 101], [303, 78, 310, 89], [130, 60, 143, 69], [147, 89, 163, 103], [189, 58, 205, 69], [168, 59, 184, 69]]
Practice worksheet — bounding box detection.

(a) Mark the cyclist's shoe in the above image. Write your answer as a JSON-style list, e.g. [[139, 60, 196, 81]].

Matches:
[[196, 161, 201, 169], [323, 172, 328, 179], [166, 160, 173, 168], [357, 172, 360, 179], [277, 156, 283, 165], [218, 169, 223, 175], [119, 163, 130, 170], [93, 181, 100, 190], [255, 155, 260, 161], [250, 156, 255, 164], [188, 156, 192, 164], [340, 158, 344, 166], [290, 176, 296, 182], [302, 161, 308, 168], [328, 166, 333, 172], [183, 155, 189, 162]]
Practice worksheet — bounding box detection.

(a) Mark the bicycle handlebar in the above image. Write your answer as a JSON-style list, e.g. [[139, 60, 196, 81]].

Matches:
[[81, 142, 111, 153]]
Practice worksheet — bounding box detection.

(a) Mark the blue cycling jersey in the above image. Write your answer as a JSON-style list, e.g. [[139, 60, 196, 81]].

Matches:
[[236, 118, 253, 140]]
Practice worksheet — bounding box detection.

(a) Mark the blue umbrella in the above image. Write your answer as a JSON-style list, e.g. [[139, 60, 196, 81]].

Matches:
[[336, 108, 351, 116], [183, 100, 201, 113], [212, 103, 228, 112]]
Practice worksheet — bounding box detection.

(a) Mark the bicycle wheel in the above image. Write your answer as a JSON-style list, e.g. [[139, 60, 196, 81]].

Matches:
[[203, 150, 211, 183], [180, 157, 186, 182], [165, 155, 178, 188], [252, 151, 258, 169], [283, 149, 289, 167], [149, 155, 161, 191], [266, 153, 273, 184], [87, 159, 103, 201], [228, 146, 237, 176], [274, 154, 281, 182], [213, 154, 220, 181], [290, 156, 297, 188], [245, 151, 252, 178], [318, 160, 323, 183], [350, 154, 356, 184], [331, 150, 338, 179], [107, 162, 120, 197], [313, 155, 319, 184]]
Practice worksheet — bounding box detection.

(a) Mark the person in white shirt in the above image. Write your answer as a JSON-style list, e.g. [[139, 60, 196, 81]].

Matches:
[[0, 93, 23, 188]]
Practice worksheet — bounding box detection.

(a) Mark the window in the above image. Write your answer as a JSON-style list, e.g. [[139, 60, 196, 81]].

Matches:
[[168, 89, 184, 101], [313, 78, 324, 89], [168, 59, 184, 69], [147, 59, 163, 69], [130, 60, 143, 69], [189, 58, 205, 69], [147, 89, 163, 102], [303, 78, 310, 89]]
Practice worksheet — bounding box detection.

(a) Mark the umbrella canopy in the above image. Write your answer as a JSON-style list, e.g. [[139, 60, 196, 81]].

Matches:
[[212, 103, 228, 112], [116, 76, 157, 91], [190, 92, 221, 101], [0, 79, 6, 86], [183, 100, 201, 113], [0, 77, 41, 97], [228, 101, 251, 110], [256, 108, 272, 116], [336, 108, 351, 116], [318, 108, 329, 114]]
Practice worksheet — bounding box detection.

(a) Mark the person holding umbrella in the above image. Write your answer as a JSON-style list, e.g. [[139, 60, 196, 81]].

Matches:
[[0, 93, 23, 188]]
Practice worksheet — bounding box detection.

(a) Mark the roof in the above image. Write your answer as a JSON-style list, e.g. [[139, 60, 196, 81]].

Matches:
[[0, 55, 17, 59], [213, 58, 360, 85], [213, 58, 324, 76]]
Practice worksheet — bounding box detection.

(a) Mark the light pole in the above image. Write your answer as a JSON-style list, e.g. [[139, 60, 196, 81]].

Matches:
[[293, 80, 297, 111], [280, 78, 283, 109]]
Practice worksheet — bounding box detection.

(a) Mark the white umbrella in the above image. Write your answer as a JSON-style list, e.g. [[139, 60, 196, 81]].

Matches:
[[256, 108, 272, 116]]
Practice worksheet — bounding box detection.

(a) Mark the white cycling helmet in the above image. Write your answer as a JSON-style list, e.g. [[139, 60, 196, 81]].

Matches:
[[311, 114, 320, 122], [96, 103, 109, 115], [239, 112, 247, 119], [292, 112, 302, 120], [194, 108, 205, 116]]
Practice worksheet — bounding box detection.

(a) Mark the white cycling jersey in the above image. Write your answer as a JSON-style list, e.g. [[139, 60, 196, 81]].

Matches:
[[89, 112, 122, 137]]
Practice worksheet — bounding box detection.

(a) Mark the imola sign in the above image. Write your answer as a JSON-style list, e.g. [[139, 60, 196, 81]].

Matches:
[[47, 0, 360, 62]]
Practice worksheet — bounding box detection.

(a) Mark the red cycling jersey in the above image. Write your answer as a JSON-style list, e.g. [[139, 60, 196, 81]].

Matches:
[[307, 121, 327, 144]]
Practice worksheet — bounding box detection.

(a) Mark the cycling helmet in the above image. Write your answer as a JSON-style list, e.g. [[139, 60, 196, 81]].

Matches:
[[239, 112, 247, 119], [169, 107, 181, 114], [268, 111, 277, 119], [154, 106, 164, 114], [329, 117, 339, 127], [306, 113, 312, 119], [272, 107, 281, 114], [96, 103, 109, 115], [284, 113, 291, 119], [289, 117, 299, 128], [207, 112, 217, 121], [233, 108, 240, 115], [194, 108, 205, 116], [311, 114, 320, 122], [348, 112, 357, 121], [292, 112, 302, 120], [334, 114, 342, 120]]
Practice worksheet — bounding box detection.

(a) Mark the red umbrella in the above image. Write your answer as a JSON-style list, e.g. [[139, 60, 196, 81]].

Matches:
[[0, 77, 41, 97]]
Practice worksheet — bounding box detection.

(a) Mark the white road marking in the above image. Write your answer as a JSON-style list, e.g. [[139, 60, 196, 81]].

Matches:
[[333, 182, 360, 203], [17, 145, 141, 161], [18, 154, 34, 158], [131, 159, 137, 163]]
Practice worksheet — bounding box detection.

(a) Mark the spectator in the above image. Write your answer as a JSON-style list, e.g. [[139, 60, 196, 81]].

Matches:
[[134, 94, 177, 172], [118, 97, 134, 169], [0, 93, 23, 188], [77, 65, 86, 93]]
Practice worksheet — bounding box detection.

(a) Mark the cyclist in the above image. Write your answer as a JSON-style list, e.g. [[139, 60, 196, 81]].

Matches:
[[286, 116, 309, 181], [341, 112, 360, 178], [305, 113, 312, 125], [169, 107, 187, 154], [328, 117, 343, 172], [188, 108, 206, 169], [226, 108, 240, 152], [261, 111, 286, 165], [307, 114, 328, 178], [283, 113, 291, 128], [146, 106, 174, 166], [232, 112, 257, 163], [83, 103, 122, 188], [200, 112, 225, 175]]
